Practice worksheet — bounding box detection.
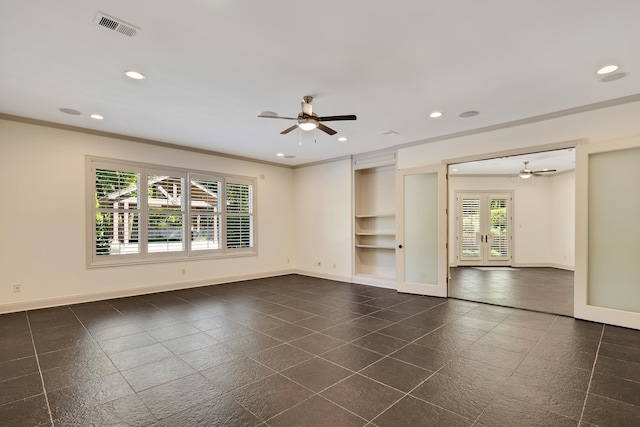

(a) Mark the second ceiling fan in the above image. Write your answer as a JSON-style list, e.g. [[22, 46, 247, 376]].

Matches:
[[258, 96, 356, 135], [518, 161, 557, 179]]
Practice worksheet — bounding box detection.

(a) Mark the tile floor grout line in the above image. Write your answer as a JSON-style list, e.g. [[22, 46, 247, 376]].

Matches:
[[469, 312, 563, 425], [225, 294, 449, 424], [578, 322, 605, 425], [68, 304, 164, 423], [366, 305, 489, 426], [25, 311, 55, 427]]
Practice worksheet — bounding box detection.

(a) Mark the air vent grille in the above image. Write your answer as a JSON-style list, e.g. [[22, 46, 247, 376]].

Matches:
[[94, 12, 140, 37]]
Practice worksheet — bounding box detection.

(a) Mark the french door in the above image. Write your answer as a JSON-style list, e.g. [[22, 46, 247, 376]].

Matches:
[[456, 192, 512, 266]]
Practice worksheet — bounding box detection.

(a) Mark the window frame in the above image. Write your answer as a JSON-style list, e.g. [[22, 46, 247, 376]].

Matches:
[[87, 156, 257, 267]]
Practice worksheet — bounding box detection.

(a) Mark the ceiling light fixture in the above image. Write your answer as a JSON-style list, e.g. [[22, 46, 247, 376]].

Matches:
[[459, 110, 479, 118], [338, 136, 348, 142], [429, 111, 443, 118], [596, 65, 619, 75], [59, 108, 81, 115], [298, 118, 318, 131], [519, 171, 533, 179], [276, 153, 284, 157], [125, 70, 145, 80], [90, 114, 104, 120]]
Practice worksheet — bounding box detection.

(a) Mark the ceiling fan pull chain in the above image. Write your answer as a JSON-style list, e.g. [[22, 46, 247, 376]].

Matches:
[[299, 128, 302, 146]]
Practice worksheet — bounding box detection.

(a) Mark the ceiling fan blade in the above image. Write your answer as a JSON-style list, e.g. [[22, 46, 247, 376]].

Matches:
[[318, 115, 357, 122], [258, 114, 298, 120], [301, 101, 313, 116], [317, 123, 337, 135], [532, 169, 557, 174], [280, 124, 299, 134]]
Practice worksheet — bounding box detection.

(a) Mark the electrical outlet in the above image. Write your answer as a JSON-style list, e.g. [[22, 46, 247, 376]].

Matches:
[[333, 263, 336, 269], [314, 261, 321, 267], [13, 284, 21, 293], [287, 258, 290, 264], [181, 268, 186, 275]]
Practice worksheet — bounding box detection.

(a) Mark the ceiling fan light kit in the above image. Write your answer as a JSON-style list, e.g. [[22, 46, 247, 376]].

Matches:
[[517, 160, 557, 181], [298, 118, 318, 131]]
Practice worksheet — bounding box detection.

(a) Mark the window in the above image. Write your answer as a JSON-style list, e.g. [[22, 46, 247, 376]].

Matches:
[[88, 158, 256, 266]]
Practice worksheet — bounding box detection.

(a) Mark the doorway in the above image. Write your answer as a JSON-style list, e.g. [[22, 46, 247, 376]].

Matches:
[[446, 147, 576, 316]]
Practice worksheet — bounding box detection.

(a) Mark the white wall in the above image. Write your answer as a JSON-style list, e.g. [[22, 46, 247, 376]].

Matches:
[[293, 159, 352, 281], [550, 172, 575, 269], [0, 119, 295, 313]]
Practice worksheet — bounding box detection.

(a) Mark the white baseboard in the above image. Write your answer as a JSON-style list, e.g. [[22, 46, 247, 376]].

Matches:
[[350, 274, 397, 289], [547, 263, 575, 271], [512, 263, 575, 271], [0, 269, 296, 314], [293, 269, 352, 284], [451, 263, 575, 272]]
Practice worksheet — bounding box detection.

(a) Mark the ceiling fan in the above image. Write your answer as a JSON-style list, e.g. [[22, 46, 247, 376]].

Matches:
[[257, 96, 357, 135], [518, 161, 557, 179]]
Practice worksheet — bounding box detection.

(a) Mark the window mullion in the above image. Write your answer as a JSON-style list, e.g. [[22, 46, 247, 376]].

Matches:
[[140, 170, 149, 257], [221, 178, 228, 252]]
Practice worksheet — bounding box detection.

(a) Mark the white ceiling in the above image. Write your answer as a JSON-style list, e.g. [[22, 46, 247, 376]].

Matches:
[[449, 148, 575, 176], [1, 1, 639, 166]]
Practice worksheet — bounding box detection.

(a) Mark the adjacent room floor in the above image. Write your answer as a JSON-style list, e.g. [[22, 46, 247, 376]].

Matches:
[[449, 267, 574, 316], [2, 275, 639, 426]]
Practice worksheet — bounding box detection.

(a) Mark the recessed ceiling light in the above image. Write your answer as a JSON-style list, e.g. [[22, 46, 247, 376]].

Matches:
[[276, 153, 284, 157], [59, 108, 81, 115], [90, 114, 104, 120], [429, 111, 443, 118], [596, 65, 619, 75], [338, 136, 348, 142], [600, 72, 627, 82], [125, 70, 145, 80], [459, 110, 479, 118]]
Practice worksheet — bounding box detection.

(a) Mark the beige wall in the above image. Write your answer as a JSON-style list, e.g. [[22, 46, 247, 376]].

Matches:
[[0, 119, 295, 313]]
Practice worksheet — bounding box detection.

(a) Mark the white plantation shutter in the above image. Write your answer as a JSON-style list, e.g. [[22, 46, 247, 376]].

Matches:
[[225, 180, 254, 249], [147, 172, 186, 254], [461, 197, 481, 258], [488, 197, 509, 258], [94, 166, 141, 257], [88, 158, 256, 266], [190, 175, 222, 252]]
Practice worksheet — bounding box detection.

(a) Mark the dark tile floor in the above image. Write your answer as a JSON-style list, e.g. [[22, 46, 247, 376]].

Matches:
[[2, 274, 639, 426], [449, 267, 574, 316]]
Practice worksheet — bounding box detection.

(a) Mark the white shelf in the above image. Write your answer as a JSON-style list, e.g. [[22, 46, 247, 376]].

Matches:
[[355, 213, 395, 218], [355, 244, 396, 249], [355, 231, 395, 236]]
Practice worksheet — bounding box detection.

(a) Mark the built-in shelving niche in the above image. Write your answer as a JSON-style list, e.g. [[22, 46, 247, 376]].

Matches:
[[353, 152, 397, 288]]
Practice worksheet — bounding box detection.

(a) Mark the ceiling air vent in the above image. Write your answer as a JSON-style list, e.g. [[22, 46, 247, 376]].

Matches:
[[94, 12, 140, 37]]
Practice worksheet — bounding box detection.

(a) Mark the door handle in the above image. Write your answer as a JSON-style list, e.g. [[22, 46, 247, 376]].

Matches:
[[398, 244, 403, 249]]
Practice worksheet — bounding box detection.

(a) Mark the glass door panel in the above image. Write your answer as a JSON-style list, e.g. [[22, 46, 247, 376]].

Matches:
[[575, 137, 640, 329], [397, 164, 447, 297]]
